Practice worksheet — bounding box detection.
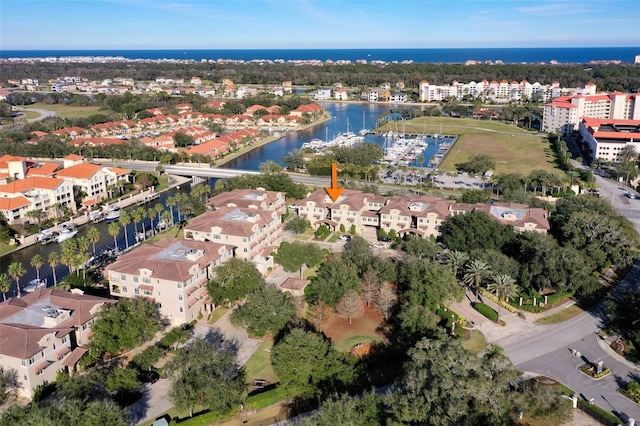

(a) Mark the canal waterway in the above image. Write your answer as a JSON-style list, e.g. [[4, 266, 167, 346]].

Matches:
[[0, 102, 452, 294]]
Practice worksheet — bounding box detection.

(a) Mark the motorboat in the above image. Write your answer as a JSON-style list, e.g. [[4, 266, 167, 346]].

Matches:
[[155, 221, 168, 232], [56, 223, 78, 243], [36, 229, 58, 244], [105, 205, 122, 221], [23, 278, 47, 293], [89, 210, 104, 223]]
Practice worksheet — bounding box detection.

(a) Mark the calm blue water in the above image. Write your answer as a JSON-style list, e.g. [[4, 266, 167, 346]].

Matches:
[[2, 47, 638, 63], [225, 102, 449, 170]]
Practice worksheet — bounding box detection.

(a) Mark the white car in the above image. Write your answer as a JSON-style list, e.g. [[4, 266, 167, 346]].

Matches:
[[339, 235, 351, 241], [373, 243, 385, 248]]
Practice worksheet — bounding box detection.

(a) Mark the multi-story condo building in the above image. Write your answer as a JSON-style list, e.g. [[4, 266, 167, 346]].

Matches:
[[0, 176, 75, 224], [542, 85, 640, 135], [105, 237, 233, 326], [55, 162, 130, 202], [296, 189, 549, 237], [184, 205, 282, 274], [419, 80, 565, 103], [579, 118, 640, 162], [0, 289, 115, 399], [206, 188, 286, 215]]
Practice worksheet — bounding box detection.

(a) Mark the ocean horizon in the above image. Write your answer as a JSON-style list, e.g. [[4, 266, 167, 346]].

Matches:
[[2, 47, 639, 64]]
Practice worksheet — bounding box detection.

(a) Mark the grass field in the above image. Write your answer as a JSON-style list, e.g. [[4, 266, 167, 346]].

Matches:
[[29, 102, 103, 118], [243, 340, 276, 384], [379, 117, 560, 176]]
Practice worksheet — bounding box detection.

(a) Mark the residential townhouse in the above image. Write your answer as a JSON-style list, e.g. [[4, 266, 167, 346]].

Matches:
[[54, 163, 130, 202], [105, 237, 233, 326], [0, 289, 115, 398], [579, 118, 640, 162], [542, 86, 640, 135], [296, 189, 549, 238], [0, 177, 75, 224], [184, 205, 283, 274], [334, 88, 349, 101]]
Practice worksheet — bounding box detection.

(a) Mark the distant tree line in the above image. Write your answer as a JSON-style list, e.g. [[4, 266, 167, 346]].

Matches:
[[2, 62, 639, 92]]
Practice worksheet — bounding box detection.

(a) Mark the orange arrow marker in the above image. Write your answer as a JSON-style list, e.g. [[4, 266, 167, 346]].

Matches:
[[324, 163, 344, 202]]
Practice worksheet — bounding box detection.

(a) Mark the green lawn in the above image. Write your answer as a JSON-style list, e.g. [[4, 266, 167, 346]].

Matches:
[[207, 306, 229, 324], [29, 102, 104, 119], [243, 340, 277, 384], [379, 117, 560, 176], [535, 305, 585, 325], [462, 329, 487, 354]]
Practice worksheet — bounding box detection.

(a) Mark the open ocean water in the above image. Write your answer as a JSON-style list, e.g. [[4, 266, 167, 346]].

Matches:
[[1, 47, 639, 63]]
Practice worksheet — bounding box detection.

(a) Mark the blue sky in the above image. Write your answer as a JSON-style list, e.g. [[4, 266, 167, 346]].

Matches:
[[1, 0, 639, 50]]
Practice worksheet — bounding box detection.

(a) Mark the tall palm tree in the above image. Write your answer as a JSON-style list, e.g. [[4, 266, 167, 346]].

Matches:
[[166, 196, 177, 226], [154, 203, 163, 225], [30, 254, 44, 281], [8, 262, 26, 297], [76, 236, 89, 254], [61, 239, 77, 274], [135, 207, 148, 238], [0, 273, 11, 301], [463, 259, 491, 302], [146, 207, 156, 235], [87, 226, 100, 255], [131, 207, 143, 237], [160, 210, 172, 229], [446, 250, 468, 279], [108, 221, 120, 253], [48, 252, 59, 287], [119, 210, 132, 249], [487, 274, 519, 321]]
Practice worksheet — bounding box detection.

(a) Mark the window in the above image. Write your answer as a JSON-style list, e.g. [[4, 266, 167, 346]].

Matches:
[[120, 274, 126, 281], [143, 277, 151, 284], [179, 307, 183, 312], [134, 288, 140, 295], [21, 360, 26, 367], [143, 290, 152, 296], [178, 295, 183, 301], [123, 286, 128, 293], [133, 277, 139, 283], [62, 336, 68, 344]]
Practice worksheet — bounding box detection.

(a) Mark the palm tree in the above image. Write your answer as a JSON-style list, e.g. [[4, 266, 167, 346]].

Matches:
[[8, 262, 26, 297], [135, 207, 148, 238], [108, 221, 120, 254], [446, 250, 468, 279], [131, 207, 143, 237], [0, 273, 11, 301], [463, 259, 491, 302], [87, 226, 100, 255], [166, 196, 176, 226], [30, 254, 44, 281], [48, 252, 59, 287], [119, 210, 132, 249], [146, 207, 156, 235], [154, 203, 163, 225], [61, 239, 77, 274], [161, 210, 172, 229], [487, 274, 519, 321]]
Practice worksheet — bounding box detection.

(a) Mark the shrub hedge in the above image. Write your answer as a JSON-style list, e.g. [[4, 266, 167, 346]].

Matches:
[[472, 302, 498, 322]]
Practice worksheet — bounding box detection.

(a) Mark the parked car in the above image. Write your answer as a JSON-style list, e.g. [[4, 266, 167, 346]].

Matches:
[[625, 192, 638, 199], [377, 236, 392, 242], [339, 235, 351, 241], [373, 243, 385, 248], [138, 370, 160, 384]]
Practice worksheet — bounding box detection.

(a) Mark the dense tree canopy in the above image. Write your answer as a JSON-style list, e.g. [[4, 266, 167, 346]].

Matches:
[[214, 172, 308, 200], [87, 298, 162, 364], [207, 258, 264, 305], [271, 328, 353, 394], [306, 256, 360, 307], [440, 210, 515, 253], [273, 241, 325, 277], [167, 333, 246, 417], [231, 285, 296, 337], [0, 397, 128, 426]]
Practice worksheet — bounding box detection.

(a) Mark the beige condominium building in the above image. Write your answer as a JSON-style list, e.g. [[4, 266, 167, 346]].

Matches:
[[579, 117, 640, 162], [105, 237, 233, 326], [296, 189, 549, 237], [0, 289, 114, 398]]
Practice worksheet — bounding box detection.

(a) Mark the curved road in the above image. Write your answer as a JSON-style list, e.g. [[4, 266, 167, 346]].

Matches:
[[496, 163, 640, 422], [13, 107, 57, 122]]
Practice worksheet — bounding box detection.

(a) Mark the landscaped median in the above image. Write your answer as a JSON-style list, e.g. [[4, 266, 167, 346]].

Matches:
[[471, 302, 499, 323]]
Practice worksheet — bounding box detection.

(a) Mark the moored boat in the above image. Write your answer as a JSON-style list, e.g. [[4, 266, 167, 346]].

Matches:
[[89, 210, 104, 223], [105, 205, 122, 221], [23, 278, 47, 293], [56, 223, 78, 243]]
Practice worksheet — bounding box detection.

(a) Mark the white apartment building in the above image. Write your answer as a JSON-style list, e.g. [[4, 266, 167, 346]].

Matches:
[[419, 80, 568, 103], [542, 85, 640, 135], [55, 163, 130, 202], [579, 118, 640, 162], [0, 177, 75, 224]]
